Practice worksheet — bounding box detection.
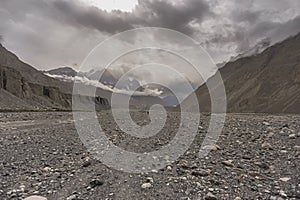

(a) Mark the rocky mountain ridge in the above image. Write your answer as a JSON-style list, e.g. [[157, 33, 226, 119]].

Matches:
[[181, 33, 300, 114], [0, 44, 109, 111]]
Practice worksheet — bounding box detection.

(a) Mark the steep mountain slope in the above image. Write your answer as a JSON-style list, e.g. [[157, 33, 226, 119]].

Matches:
[[45, 67, 167, 109], [45, 67, 118, 88], [0, 65, 71, 110], [182, 33, 300, 114], [0, 44, 110, 111], [0, 44, 164, 111], [0, 89, 38, 110], [0, 44, 72, 94]]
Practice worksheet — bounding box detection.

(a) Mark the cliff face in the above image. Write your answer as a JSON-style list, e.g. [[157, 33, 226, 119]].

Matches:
[[0, 66, 31, 99], [0, 65, 70, 110], [0, 44, 110, 111], [0, 43, 76, 94], [181, 33, 300, 114]]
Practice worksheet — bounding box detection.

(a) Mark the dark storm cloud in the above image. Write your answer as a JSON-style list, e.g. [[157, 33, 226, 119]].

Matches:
[[135, 0, 212, 35], [0, 0, 300, 69], [51, 0, 212, 35], [52, 0, 134, 34]]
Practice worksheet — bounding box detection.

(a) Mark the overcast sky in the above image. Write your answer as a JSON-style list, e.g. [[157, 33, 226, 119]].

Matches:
[[0, 0, 300, 70]]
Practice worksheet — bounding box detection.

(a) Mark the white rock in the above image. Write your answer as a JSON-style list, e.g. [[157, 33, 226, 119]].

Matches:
[[42, 167, 52, 172], [66, 194, 77, 200], [261, 142, 272, 149], [222, 160, 234, 167], [203, 144, 220, 151], [266, 127, 274, 133], [267, 132, 275, 138], [263, 122, 270, 126], [294, 145, 300, 151], [279, 177, 291, 182], [204, 192, 217, 200], [24, 196, 47, 200], [141, 183, 152, 189], [279, 190, 287, 198], [289, 134, 296, 139]]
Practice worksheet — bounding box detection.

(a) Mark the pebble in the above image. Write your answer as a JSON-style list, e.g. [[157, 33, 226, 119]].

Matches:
[[82, 157, 91, 167], [42, 167, 52, 172], [221, 160, 234, 167], [141, 182, 152, 189], [279, 190, 287, 198], [146, 177, 154, 183], [266, 127, 274, 134], [294, 145, 300, 151], [90, 179, 104, 188], [270, 196, 284, 200], [211, 144, 221, 151], [204, 192, 217, 200], [66, 194, 77, 200], [263, 122, 270, 126], [234, 197, 242, 200], [288, 134, 296, 139], [267, 132, 275, 138], [191, 169, 210, 177], [203, 144, 221, 151], [24, 196, 47, 200], [279, 177, 291, 182], [261, 142, 272, 149]]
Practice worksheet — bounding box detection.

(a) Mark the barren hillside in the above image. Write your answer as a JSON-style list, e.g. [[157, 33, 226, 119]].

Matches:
[[182, 33, 300, 114]]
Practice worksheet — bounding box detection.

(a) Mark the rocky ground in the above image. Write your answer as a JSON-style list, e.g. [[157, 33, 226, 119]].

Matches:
[[0, 111, 299, 200]]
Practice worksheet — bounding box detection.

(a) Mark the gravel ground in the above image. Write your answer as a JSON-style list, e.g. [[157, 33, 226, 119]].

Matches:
[[0, 112, 299, 200]]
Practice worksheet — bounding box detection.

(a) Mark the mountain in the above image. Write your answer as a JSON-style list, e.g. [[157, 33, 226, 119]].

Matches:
[[0, 44, 109, 111], [45, 67, 146, 92], [181, 33, 300, 114], [46, 67, 78, 77], [85, 69, 118, 87], [0, 44, 73, 94], [0, 44, 166, 111], [45, 67, 118, 85], [45, 67, 169, 109]]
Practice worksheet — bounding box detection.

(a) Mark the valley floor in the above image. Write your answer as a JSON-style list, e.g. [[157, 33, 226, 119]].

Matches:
[[0, 112, 299, 199]]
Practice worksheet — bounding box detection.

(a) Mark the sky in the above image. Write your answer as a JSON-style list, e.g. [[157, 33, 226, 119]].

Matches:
[[81, 0, 138, 12], [0, 0, 300, 71]]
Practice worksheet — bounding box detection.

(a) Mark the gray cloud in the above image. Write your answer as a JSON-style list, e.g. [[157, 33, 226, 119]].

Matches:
[[0, 0, 300, 69], [134, 0, 212, 35], [199, 0, 300, 61], [52, 0, 134, 34], [51, 0, 212, 35]]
